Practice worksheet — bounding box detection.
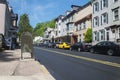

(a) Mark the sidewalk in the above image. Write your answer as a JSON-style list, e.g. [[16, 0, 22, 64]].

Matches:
[[0, 49, 55, 80]]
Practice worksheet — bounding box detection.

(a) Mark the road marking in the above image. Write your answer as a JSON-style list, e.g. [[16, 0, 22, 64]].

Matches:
[[37, 47, 120, 68]]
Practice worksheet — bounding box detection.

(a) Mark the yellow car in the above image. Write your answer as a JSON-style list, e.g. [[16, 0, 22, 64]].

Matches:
[[58, 42, 71, 49]]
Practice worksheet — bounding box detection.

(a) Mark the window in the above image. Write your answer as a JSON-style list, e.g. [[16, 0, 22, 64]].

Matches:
[[94, 16, 99, 27], [93, 2, 99, 13], [79, 34, 81, 42], [100, 30, 105, 40], [79, 24, 81, 30], [94, 2, 99, 12], [106, 31, 109, 40], [117, 28, 120, 38], [94, 32, 97, 41], [83, 22, 86, 29], [113, 9, 119, 21], [76, 25, 78, 31], [101, 13, 108, 24], [97, 32, 99, 41], [102, 0, 108, 8], [67, 25, 69, 31]]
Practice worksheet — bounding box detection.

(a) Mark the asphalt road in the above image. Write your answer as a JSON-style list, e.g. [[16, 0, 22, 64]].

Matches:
[[34, 47, 120, 80]]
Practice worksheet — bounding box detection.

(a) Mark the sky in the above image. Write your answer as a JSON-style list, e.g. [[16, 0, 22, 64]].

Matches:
[[7, 0, 88, 28]]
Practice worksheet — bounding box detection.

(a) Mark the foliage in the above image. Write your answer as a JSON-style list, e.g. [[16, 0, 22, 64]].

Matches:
[[33, 19, 55, 37], [18, 14, 33, 36], [84, 28, 92, 43]]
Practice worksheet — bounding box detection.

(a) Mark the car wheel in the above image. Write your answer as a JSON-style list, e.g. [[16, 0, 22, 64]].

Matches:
[[70, 47, 72, 51], [63, 46, 64, 49], [78, 48, 81, 52], [107, 49, 114, 56], [90, 48, 94, 53]]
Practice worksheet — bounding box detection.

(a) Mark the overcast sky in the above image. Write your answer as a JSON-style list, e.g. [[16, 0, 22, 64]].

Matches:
[[7, 0, 88, 28]]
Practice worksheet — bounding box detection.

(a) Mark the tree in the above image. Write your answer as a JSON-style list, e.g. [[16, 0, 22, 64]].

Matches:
[[84, 28, 92, 43], [33, 19, 55, 37], [18, 14, 33, 36]]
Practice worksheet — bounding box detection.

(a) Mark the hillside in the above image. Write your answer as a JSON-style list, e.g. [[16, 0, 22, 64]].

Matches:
[[33, 19, 55, 37]]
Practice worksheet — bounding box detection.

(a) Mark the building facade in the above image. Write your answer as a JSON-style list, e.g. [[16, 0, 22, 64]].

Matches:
[[57, 6, 80, 44], [55, 15, 66, 42], [74, 2, 92, 42], [92, 0, 120, 45], [92, 0, 110, 45], [43, 27, 55, 42], [0, 0, 18, 47], [109, 0, 120, 43]]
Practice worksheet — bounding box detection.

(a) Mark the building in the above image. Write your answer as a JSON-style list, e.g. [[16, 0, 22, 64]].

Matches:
[[74, 2, 92, 43], [63, 9, 78, 44], [55, 6, 81, 44], [92, 0, 110, 45], [109, 0, 120, 43], [43, 27, 56, 42], [92, 0, 120, 45], [33, 36, 43, 44], [55, 15, 66, 42], [55, 3, 92, 44], [0, 0, 18, 46]]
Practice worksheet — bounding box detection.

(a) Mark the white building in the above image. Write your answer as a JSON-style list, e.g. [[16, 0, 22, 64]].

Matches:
[[55, 15, 66, 42], [44, 27, 55, 42], [92, 0, 120, 44], [109, 0, 120, 43], [33, 36, 43, 43]]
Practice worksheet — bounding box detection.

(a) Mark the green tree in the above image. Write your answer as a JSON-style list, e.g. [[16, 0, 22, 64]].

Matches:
[[84, 28, 92, 43], [33, 19, 55, 37], [18, 14, 33, 36]]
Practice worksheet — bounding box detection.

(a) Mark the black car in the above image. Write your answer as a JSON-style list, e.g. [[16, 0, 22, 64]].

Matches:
[[70, 42, 88, 51], [89, 41, 120, 56]]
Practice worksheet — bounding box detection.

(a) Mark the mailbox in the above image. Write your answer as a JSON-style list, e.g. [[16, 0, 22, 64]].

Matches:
[[21, 32, 33, 59]]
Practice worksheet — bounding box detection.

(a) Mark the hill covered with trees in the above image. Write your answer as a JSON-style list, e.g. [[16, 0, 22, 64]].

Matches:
[[33, 19, 55, 37]]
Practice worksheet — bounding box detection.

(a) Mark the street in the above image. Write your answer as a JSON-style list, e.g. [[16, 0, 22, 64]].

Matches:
[[34, 47, 120, 80]]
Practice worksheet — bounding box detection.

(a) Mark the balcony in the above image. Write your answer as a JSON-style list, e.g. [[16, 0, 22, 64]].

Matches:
[[11, 14, 18, 21]]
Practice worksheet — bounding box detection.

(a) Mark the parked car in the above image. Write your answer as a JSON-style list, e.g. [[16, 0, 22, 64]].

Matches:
[[5, 38, 14, 50], [54, 42, 61, 48], [89, 41, 120, 56], [70, 42, 91, 52], [39, 43, 44, 47], [0, 34, 6, 49], [58, 42, 71, 49], [47, 42, 55, 48]]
